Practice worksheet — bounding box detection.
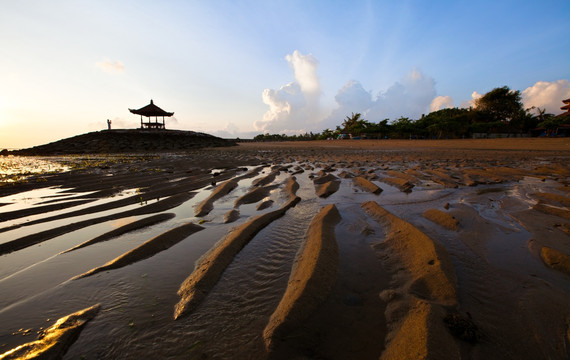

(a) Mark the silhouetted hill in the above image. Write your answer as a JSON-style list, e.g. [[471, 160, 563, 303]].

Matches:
[[7, 129, 235, 155]]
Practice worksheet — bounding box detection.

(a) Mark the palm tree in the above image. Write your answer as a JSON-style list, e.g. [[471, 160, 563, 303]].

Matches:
[[342, 112, 362, 131], [536, 107, 546, 123]]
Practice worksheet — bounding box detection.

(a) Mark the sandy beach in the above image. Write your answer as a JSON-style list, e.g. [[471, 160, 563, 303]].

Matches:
[[1, 138, 569, 359]]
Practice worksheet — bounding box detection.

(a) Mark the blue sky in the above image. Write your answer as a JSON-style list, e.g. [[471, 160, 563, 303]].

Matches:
[[1, 0, 569, 148]]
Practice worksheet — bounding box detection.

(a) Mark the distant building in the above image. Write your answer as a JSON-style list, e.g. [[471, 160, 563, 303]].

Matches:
[[129, 100, 174, 129], [556, 124, 570, 137], [558, 98, 570, 117]]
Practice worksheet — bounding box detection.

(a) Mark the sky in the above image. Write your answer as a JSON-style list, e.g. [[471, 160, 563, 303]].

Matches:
[[1, 0, 569, 148]]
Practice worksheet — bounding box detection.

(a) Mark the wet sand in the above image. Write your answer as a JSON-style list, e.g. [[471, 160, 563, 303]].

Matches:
[[0, 138, 569, 359]]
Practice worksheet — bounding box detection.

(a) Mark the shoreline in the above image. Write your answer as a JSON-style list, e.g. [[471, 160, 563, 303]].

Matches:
[[2, 136, 569, 156]]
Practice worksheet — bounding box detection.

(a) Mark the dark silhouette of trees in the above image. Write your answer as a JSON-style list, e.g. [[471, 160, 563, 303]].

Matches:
[[253, 132, 319, 141], [390, 117, 415, 138], [415, 108, 472, 139], [338, 112, 374, 136], [253, 85, 564, 140], [474, 86, 524, 123], [537, 114, 570, 130], [317, 128, 338, 140], [341, 112, 362, 130]]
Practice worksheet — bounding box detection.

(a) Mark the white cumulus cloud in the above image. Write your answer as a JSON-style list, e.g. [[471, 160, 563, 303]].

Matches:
[[430, 95, 454, 112], [460, 91, 483, 109], [96, 59, 124, 73], [255, 51, 322, 133], [324, 68, 437, 127], [521, 80, 570, 115], [324, 80, 373, 127], [258, 58, 478, 134], [212, 122, 246, 138], [286, 50, 320, 95]]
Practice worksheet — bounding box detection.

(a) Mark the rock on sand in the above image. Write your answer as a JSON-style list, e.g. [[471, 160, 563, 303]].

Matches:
[[422, 209, 459, 231], [541, 246, 570, 276], [353, 176, 383, 194]]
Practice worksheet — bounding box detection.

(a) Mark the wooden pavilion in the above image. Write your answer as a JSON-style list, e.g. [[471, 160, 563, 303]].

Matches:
[[129, 99, 174, 129]]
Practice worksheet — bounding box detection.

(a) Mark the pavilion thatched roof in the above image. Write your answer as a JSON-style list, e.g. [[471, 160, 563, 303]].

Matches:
[[129, 100, 174, 117]]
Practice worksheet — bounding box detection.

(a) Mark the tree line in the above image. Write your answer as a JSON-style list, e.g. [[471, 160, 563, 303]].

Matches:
[[253, 86, 569, 141]]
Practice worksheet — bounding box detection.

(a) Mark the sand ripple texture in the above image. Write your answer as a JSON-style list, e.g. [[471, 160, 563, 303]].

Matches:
[[1, 141, 570, 360]]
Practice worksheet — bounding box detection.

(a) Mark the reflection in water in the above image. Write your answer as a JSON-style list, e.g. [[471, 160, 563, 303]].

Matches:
[[0, 156, 69, 181]]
